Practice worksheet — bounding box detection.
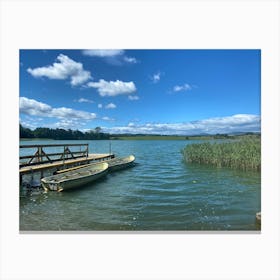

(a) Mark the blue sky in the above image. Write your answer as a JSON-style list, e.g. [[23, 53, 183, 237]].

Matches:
[[20, 49, 260, 135]]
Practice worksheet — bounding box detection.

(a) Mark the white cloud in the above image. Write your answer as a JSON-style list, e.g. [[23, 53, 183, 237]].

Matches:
[[123, 56, 138, 64], [151, 72, 162, 83], [102, 116, 115, 121], [20, 97, 96, 121], [102, 114, 261, 135], [20, 119, 38, 130], [105, 103, 117, 109], [128, 122, 135, 127], [53, 119, 87, 129], [76, 98, 94, 103], [82, 50, 138, 65], [88, 79, 136, 97], [51, 107, 96, 120], [27, 54, 92, 86], [98, 104, 103, 109], [173, 83, 192, 92], [128, 95, 139, 101], [82, 49, 124, 57], [20, 97, 52, 116]]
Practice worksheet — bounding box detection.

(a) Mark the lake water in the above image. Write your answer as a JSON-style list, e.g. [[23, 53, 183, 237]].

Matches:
[[20, 140, 261, 231]]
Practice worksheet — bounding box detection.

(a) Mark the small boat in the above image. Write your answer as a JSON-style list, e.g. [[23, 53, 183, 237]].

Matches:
[[41, 162, 108, 192], [56, 155, 136, 174], [107, 155, 135, 172]]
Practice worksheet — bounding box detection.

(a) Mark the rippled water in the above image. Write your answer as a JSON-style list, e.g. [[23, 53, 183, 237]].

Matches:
[[20, 140, 261, 231]]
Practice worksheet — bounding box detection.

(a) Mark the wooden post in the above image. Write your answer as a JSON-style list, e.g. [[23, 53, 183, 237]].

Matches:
[[38, 146, 43, 162], [63, 145, 66, 167]]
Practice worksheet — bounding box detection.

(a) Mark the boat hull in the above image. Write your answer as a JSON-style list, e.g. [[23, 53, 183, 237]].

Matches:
[[108, 155, 135, 172], [55, 155, 136, 175], [41, 162, 108, 191]]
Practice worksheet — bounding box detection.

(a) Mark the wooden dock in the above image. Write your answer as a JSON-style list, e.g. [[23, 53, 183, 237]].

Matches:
[[19, 143, 114, 184], [19, 153, 114, 175]]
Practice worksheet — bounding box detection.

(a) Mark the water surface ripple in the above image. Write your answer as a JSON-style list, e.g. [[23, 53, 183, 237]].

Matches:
[[20, 140, 261, 231]]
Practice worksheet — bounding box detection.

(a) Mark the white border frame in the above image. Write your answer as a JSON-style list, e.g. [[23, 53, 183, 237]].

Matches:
[[1, 0, 279, 279]]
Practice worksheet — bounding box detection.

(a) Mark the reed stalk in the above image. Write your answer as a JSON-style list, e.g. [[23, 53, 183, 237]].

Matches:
[[182, 137, 261, 171]]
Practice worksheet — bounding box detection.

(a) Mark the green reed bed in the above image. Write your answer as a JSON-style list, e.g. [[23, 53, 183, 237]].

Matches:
[[182, 138, 261, 171]]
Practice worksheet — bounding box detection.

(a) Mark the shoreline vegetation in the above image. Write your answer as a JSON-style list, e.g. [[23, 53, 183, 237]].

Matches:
[[182, 135, 261, 172], [20, 124, 261, 171], [20, 124, 260, 141], [20, 125, 261, 171]]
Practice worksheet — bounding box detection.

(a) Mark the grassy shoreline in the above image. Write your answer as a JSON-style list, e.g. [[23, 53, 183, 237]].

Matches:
[[20, 138, 54, 141], [182, 137, 261, 171], [110, 135, 188, 140]]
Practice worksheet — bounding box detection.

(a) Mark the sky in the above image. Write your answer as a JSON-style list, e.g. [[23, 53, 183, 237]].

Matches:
[[19, 49, 261, 135]]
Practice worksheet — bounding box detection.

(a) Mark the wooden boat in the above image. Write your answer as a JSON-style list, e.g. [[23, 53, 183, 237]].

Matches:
[[107, 155, 135, 171], [41, 162, 108, 192], [56, 155, 135, 174]]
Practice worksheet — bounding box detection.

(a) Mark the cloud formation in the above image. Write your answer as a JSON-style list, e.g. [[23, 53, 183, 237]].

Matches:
[[20, 116, 41, 130], [20, 97, 52, 116], [82, 49, 138, 65], [20, 97, 96, 120], [27, 54, 92, 86], [76, 98, 94, 103], [123, 56, 138, 64], [87, 79, 136, 97], [151, 72, 162, 83], [82, 50, 124, 57], [102, 116, 115, 121], [173, 83, 192, 92], [128, 95, 139, 101], [102, 114, 260, 135], [53, 119, 87, 129], [105, 103, 117, 109]]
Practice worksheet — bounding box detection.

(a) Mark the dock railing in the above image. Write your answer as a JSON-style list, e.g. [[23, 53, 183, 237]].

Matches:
[[20, 143, 89, 167]]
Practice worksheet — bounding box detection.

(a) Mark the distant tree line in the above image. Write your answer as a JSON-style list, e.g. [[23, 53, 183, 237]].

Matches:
[[20, 124, 110, 140], [20, 124, 261, 140]]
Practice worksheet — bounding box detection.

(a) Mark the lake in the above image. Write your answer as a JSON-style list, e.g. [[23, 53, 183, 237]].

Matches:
[[20, 139, 261, 231]]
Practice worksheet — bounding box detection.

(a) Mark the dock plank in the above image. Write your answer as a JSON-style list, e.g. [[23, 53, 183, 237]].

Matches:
[[19, 153, 114, 175]]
